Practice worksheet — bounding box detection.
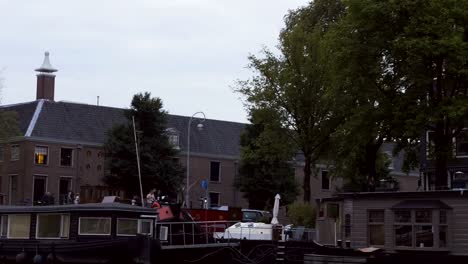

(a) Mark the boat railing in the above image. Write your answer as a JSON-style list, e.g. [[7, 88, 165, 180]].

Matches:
[[156, 221, 316, 247]]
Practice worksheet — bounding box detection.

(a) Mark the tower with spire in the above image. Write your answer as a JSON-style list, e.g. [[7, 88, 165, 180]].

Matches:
[[35, 51, 58, 101]]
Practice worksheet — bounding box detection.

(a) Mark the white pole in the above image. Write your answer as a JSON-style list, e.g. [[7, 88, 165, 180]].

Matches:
[[185, 111, 206, 208], [133, 116, 145, 207]]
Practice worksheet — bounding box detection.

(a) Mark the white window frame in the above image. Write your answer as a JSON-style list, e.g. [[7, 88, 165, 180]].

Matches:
[[59, 147, 74, 167], [78, 217, 112, 236], [10, 144, 19, 161], [138, 219, 154, 235], [35, 213, 70, 239], [7, 214, 31, 239], [34, 145, 49, 165], [209, 161, 221, 182]]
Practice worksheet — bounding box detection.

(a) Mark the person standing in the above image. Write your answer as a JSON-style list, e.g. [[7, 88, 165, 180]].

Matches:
[[146, 189, 156, 206]]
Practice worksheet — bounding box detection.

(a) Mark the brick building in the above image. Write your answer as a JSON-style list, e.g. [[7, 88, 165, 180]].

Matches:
[[0, 53, 419, 207]]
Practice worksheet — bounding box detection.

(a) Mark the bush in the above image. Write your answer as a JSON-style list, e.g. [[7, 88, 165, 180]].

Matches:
[[287, 202, 316, 228]]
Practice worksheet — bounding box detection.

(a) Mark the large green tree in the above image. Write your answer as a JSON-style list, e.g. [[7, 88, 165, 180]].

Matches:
[[235, 109, 298, 210], [104, 92, 184, 198], [237, 0, 345, 203], [341, 0, 468, 189]]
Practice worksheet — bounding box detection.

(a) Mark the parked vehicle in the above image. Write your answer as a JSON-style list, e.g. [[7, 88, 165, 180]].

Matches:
[[241, 209, 272, 223]]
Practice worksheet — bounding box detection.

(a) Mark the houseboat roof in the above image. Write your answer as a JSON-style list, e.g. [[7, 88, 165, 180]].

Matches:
[[318, 189, 468, 202], [0, 202, 158, 214]]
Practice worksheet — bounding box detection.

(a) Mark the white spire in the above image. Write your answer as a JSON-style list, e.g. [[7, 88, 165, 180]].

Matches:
[[35, 51, 57, 73]]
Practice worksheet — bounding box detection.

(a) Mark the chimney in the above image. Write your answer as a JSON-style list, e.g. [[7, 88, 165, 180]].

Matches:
[[35, 51, 58, 101]]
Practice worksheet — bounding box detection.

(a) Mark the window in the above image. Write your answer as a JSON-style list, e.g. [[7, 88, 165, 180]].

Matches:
[[210, 161, 220, 182], [8, 175, 18, 205], [209, 192, 220, 208], [345, 214, 351, 238], [394, 210, 434, 248], [7, 215, 31, 239], [321, 170, 330, 190], [165, 128, 179, 149], [10, 145, 19, 161], [138, 219, 153, 235], [117, 219, 138, 236], [456, 130, 468, 157], [60, 148, 73, 166], [34, 146, 48, 165], [368, 210, 385, 246], [36, 214, 70, 238], [0, 215, 7, 237], [116, 219, 153, 236], [79, 217, 111, 235]]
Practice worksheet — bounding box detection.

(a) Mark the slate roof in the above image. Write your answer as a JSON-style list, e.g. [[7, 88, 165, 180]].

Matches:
[[1, 100, 246, 158]]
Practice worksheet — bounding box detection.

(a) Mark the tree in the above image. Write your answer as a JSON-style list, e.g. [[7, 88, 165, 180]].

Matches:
[[104, 92, 184, 198], [322, 0, 411, 191], [235, 109, 298, 210], [340, 0, 468, 189], [237, 0, 345, 203]]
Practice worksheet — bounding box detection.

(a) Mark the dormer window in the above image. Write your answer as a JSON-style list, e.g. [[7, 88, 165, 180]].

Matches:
[[165, 128, 180, 149]]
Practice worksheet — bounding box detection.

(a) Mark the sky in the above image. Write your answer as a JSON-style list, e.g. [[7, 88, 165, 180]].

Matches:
[[0, 0, 309, 123]]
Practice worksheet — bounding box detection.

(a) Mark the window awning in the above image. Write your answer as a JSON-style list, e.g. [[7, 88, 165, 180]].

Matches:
[[391, 200, 452, 209]]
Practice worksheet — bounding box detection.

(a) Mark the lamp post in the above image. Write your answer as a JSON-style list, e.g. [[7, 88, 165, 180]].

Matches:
[[186, 111, 206, 208]]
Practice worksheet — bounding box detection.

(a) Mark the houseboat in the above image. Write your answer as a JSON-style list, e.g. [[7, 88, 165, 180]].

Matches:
[[315, 190, 468, 263], [0, 202, 159, 264]]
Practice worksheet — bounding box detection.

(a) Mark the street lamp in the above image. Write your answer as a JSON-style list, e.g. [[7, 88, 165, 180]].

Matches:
[[185, 111, 206, 208]]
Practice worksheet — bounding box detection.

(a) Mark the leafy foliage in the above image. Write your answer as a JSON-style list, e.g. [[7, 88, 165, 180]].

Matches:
[[235, 109, 298, 210], [104, 92, 184, 198], [237, 0, 346, 202], [287, 202, 316, 228]]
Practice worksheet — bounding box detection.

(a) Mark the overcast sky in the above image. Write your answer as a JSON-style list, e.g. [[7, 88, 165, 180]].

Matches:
[[0, 0, 309, 123]]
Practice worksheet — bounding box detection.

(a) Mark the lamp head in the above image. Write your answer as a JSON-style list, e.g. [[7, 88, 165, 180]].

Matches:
[[196, 123, 204, 131]]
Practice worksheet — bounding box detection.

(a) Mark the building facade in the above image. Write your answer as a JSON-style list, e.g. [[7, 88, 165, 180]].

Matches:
[[0, 53, 420, 208]]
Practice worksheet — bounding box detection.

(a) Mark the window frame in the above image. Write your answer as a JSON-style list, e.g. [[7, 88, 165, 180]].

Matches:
[[0, 215, 7, 237], [7, 214, 31, 239], [138, 219, 154, 235], [35, 213, 70, 239], [368, 210, 385, 246], [209, 161, 221, 182], [455, 129, 468, 158], [209, 192, 221, 208], [34, 145, 49, 165], [78, 217, 112, 236], [59, 147, 74, 167], [10, 144, 19, 161], [393, 209, 440, 249], [116, 218, 138, 237]]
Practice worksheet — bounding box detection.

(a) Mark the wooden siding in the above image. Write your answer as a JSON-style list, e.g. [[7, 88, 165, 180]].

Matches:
[[342, 196, 468, 255]]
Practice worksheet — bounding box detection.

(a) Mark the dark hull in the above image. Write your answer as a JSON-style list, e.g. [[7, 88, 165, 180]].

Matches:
[[0, 237, 160, 264]]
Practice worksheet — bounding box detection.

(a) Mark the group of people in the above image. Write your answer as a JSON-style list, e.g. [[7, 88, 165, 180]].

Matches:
[[38, 191, 79, 206], [130, 189, 167, 207]]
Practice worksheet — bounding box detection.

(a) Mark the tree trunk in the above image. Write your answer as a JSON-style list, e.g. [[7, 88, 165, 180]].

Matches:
[[365, 137, 383, 192], [303, 156, 312, 203]]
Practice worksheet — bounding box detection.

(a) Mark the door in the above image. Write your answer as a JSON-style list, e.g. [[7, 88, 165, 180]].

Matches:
[[33, 176, 47, 204], [59, 177, 72, 204]]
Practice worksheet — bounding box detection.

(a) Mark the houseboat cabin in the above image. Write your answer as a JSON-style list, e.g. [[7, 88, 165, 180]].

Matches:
[[0, 202, 159, 263], [315, 191, 468, 255]]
